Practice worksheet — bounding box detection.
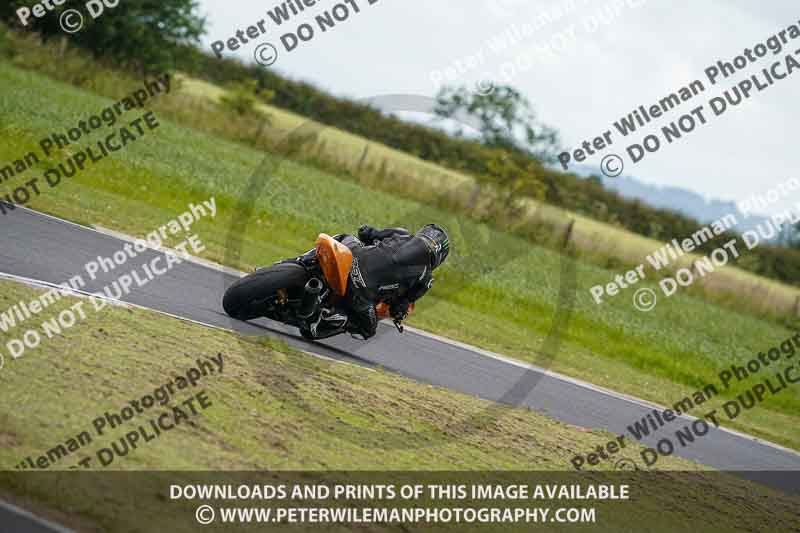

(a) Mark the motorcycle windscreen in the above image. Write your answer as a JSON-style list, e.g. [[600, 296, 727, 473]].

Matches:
[[315, 233, 353, 297]]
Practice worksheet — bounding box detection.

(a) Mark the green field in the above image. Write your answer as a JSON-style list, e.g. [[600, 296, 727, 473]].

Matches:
[[0, 59, 797, 455], [2, 280, 799, 533], [176, 75, 800, 322]]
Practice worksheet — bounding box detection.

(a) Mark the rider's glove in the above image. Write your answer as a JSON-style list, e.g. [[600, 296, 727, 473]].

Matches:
[[358, 225, 376, 245]]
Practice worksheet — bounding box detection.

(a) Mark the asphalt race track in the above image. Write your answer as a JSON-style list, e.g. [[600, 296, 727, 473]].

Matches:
[[1, 208, 798, 531]]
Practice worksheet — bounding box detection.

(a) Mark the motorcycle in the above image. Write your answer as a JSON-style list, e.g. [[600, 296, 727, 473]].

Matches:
[[222, 233, 412, 339]]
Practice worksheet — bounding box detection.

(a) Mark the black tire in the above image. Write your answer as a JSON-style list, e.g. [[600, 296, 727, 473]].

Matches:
[[223, 262, 309, 321]]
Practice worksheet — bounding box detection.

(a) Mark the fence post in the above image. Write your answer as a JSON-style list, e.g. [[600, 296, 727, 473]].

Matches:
[[690, 260, 704, 288], [794, 295, 800, 318], [561, 219, 575, 250], [59, 36, 68, 58], [357, 144, 369, 172], [466, 184, 482, 212]]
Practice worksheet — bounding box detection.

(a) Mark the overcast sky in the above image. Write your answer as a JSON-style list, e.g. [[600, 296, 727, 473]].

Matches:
[[197, 0, 799, 216]]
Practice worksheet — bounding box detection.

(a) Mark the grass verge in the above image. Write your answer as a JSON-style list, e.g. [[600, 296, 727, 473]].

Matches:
[[0, 280, 798, 533]]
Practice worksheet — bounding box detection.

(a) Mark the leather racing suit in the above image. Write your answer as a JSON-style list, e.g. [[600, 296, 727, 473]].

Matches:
[[304, 225, 438, 340]]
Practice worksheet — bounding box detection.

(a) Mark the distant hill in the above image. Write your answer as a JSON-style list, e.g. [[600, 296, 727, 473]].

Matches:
[[568, 165, 781, 241]]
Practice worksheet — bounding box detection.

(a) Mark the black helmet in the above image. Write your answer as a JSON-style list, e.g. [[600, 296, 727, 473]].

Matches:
[[416, 224, 450, 269]]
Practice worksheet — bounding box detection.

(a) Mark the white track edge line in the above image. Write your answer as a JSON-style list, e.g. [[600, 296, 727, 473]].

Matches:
[[7, 208, 800, 459], [404, 325, 800, 459], [92, 225, 243, 277], [0, 272, 359, 371], [0, 500, 75, 533]]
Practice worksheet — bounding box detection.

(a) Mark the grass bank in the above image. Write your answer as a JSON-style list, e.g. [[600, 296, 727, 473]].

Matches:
[[1, 280, 799, 533]]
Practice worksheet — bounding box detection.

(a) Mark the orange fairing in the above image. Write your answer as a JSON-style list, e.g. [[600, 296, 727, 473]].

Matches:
[[375, 302, 390, 320], [315, 234, 353, 297]]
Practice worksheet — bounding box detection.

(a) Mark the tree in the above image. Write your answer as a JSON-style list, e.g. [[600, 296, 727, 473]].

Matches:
[[791, 222, 800, 250], [434, 84, 560, 162], [484, 149, 546, 206], [217, 80, 275, 146], [0, 0, 205, 72], [775, 220, 800, 249], [219, 80, 274, 117]]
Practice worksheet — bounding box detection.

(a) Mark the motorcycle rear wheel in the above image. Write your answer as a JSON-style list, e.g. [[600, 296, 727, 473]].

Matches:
[[223, 262, 309, 321]]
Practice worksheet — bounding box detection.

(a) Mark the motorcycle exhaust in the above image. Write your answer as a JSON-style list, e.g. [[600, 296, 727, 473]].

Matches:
[[298, 277, 323, 318]]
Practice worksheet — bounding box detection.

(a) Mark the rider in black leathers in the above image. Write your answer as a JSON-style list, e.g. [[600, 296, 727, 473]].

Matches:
[[301, 224, 450, 340]]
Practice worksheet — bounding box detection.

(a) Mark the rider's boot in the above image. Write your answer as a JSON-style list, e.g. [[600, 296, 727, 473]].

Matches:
[[300, 308, 349, 340]]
